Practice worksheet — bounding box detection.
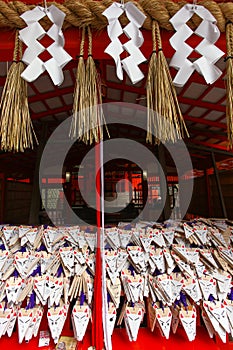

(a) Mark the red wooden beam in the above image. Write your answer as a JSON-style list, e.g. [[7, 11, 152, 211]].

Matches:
[[189, 139, 232, 152], [0, 28, 227, 62], [184, 115, 226, 129], [31, 104, 72, 119], [189, 129, 227, 141], [190, 153, 207, 159], [29, 86, 74, 103], [179, 96, 225, 113]]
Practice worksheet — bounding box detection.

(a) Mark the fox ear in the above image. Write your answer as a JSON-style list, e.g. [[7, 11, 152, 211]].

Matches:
[[192, 313, 195, 318], [157, 314, 161, 318], [168, 313, 172, 317], [126, 310, 130, 314], [180, 314, 184, 319], [47, 312, 51, 317], [138, 311, 141, 316]]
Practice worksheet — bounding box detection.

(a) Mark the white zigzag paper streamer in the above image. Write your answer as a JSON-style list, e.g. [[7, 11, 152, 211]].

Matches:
[[169, 4, 224, 87], [19, 5, 72, 86], [103, 2, 146, 84]]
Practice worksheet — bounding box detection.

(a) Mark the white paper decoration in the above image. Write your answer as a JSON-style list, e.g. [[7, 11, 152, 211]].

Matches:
[[103, 2, 146, 84], [169, 4, 224, 87], [19, 5, 72, 86]]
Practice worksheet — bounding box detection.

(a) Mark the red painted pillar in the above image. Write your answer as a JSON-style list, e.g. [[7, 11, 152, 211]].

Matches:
[[92, 142, 104, 350]]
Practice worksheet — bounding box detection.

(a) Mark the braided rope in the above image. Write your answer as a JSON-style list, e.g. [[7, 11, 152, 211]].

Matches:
[[0, 0, 232, 31]]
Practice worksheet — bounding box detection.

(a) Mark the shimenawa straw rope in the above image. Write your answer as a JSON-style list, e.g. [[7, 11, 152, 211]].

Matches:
[[0, 1, 232, 32]]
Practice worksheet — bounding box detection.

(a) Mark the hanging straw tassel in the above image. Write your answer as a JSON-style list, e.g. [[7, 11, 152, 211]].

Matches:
[[226, 22, 233, 149], [85, 26, 107, 145], [146, 21, 157, 144], [0, 30, 38, 152], [70, 27, 86, 140], [146, 21, 188, 144]]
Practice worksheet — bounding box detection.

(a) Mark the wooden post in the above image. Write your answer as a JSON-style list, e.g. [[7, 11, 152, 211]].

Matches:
[[0, 173, 5, 222], [205, 169, 212, 217], [158, 144, 170, 220], [211, 152, 227, 218], [29, 122, 48, 225]]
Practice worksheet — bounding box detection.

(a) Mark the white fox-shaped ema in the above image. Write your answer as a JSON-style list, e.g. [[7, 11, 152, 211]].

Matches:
[[107, 302, 117, 336], [179, 306, 196, 341], [18, 309, 33, 343], [156, 307, 172, 339], [47, 304, 69, 344], [124, 306, 144, 341], [71, 303, 91, 341]]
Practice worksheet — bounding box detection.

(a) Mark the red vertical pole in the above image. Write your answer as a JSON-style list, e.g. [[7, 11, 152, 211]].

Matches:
[[92, 142, 104, 350], [0, 173, 5, 222]]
